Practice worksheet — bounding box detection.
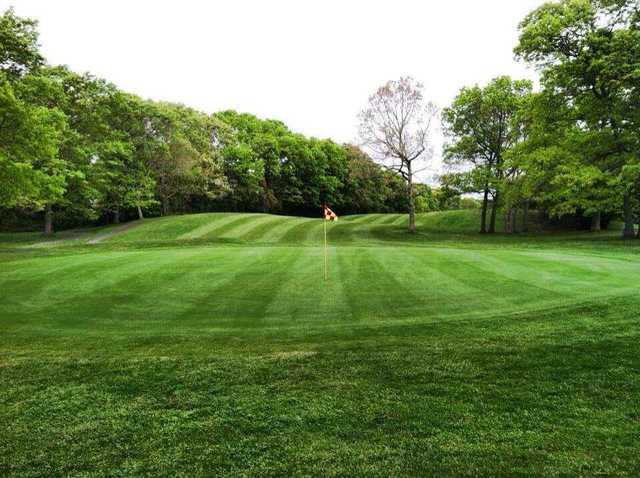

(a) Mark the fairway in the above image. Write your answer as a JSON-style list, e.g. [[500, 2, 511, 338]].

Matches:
[[2, 212, 640, 477]]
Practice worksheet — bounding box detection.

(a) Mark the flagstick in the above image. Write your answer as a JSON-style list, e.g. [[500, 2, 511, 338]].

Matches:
[[323, 218, 328, 281]]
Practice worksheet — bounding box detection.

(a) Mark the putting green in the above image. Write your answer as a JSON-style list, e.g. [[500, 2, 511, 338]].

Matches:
[[2, 242, 638, 334]]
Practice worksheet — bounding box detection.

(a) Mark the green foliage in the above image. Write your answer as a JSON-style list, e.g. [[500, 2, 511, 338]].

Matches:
[[0, 7, 43, 79], [514, 0, 640, 233], [442, 76, 532, 232], [0, 72, 67, 208], [414, 184, 463, 213], [93, 141, 156, 219], [214, 111, 351, 214], [440, 0, 640, 235], [1, 8, 453, 232], [342, 145, 399, 213], [460, 197, 481, 209], [414, 184, 438, 212]]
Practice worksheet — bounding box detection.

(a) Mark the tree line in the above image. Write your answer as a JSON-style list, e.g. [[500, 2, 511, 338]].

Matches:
[[1, 8, 466, 234], [4, 1, 637, 237], [441, 0, 640, 236]]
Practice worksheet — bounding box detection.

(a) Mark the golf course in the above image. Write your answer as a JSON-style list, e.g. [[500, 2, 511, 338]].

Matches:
[[1, 210, 639, 476], [2, 0, 640, 475]]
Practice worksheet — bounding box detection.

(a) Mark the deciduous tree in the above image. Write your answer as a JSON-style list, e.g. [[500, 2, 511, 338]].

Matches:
[[515, 0, 640, 237], [358, 77, 437, 232], [0, 8, 43, 79], [442, 76, 532, 233]]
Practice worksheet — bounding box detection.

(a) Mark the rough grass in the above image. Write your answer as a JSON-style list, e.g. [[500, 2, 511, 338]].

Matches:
[[1, 211, 639, 477]]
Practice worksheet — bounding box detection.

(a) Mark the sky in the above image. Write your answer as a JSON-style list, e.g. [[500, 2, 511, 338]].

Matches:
[[2, 0, 546, 179]]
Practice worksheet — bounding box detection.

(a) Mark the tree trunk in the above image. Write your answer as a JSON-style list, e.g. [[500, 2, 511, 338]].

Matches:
[[161, 197, 169, 216], [113, 209, 120, 224], [480, 187, 489, 234], [504, 208, 516, 234], [43, 204, 53, 235], [512, 207, 517, 233], [489, 192, 499, 233], [407, 167, 416, 233], [137, 205, 144, 220], [590, 211, 601, 232], [622, 193, 635, 238], [522, 200, 529, 233]]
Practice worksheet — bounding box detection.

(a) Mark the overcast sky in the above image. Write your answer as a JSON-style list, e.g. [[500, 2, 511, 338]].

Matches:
[[2, 0, 546, 179]]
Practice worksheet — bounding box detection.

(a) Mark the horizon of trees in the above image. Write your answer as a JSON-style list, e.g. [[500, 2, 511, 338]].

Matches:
[[442, 0, 640, 237], [1, 7, 467, 234], [2, 1, 639, 237]]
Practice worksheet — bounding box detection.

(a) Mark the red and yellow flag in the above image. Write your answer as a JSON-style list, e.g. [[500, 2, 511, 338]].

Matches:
[[323, 205, 338, 221]]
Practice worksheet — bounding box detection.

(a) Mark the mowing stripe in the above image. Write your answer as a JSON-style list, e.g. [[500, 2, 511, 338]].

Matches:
[[278, 218, 320, 244], [218, 214, 277, 240], [177, 214, 241, 240], [238, 215, 293, 242], [390, 214, 408, 226], [177, 246, 304, 323], [3, 249, 205, 322], [336, 247, 421, 320], [352, 215, 386, 226], [435, 248, 570, 307], [302, 219, 326, 244], [111, 214, 228, 242], [399, 247, 516, 315], [258, 216, 309, 243], [263, 246, 350, 322], [379, 214, 404, 225], [366, 214, 395, 225], [341, 214, 371, 224], [198, 215, 262, 240]]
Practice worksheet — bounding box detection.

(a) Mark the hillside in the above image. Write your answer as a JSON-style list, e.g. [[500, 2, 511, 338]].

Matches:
[[102, 210, 498, 244], [4, 209, 627, 252]]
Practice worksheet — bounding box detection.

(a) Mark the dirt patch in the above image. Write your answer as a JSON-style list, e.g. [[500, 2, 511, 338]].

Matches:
[[87, 221, 142, 244]]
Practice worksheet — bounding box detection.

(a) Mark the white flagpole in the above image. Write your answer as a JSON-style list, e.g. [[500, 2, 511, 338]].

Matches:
[[323, 216, 328, 281]]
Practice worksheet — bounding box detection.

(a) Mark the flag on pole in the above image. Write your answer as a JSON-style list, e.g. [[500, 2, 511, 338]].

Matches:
[[323, 205, 338, 221], [322, 205, 337, 281]]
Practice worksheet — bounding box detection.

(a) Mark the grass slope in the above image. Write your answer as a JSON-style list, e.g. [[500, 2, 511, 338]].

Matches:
[[1, 211, 639, 477]]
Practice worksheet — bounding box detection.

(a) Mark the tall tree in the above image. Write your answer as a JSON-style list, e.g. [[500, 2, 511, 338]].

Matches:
[[510, 90, 621, 232], [442, 76, 532, 233], [215, 111, 289, 211], [92, 141, 156, 223], [0, 8, 43, 79], [17, 68, 141, 231], [515, 0, 640, 237], [358, 77, 437, 232], [0, 73, 66, 220], [0, 9, 70, 234], [143, 102, 228, 215]]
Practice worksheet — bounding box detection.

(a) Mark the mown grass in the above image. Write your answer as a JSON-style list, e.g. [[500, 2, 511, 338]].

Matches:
[[1, 210, 639, 477]]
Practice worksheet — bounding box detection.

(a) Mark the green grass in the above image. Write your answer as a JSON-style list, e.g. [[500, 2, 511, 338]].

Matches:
[[1, 211, 639, 477]]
